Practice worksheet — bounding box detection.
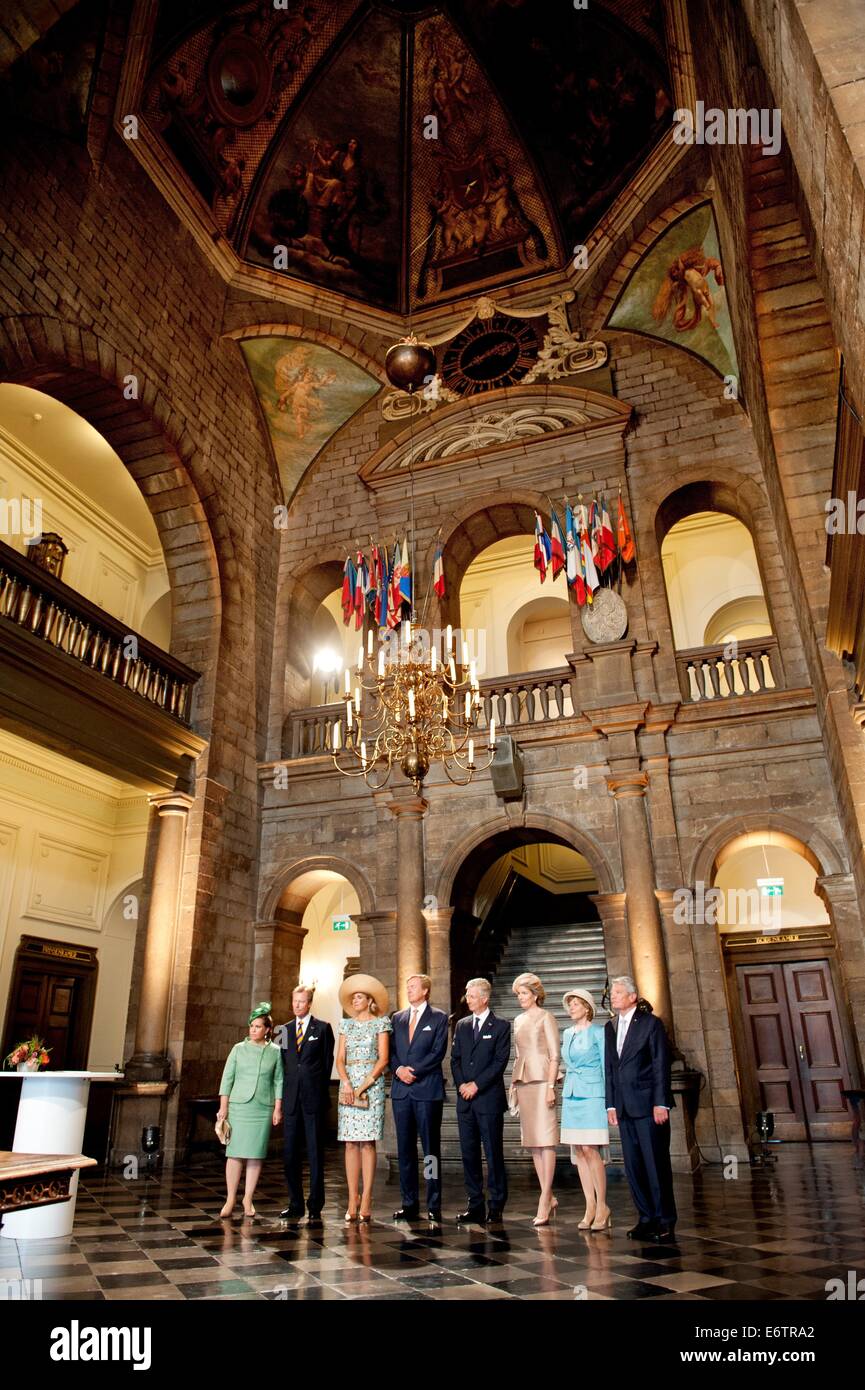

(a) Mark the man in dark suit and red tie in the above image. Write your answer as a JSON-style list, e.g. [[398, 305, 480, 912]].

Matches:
[[391, 973, 449, 1223], [279, 985, 335, 1224], [450, 977, 511, 1224], [604, 974, 677, 1242]]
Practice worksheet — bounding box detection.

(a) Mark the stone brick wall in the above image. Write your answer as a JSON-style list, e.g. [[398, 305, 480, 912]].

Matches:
[[0, 112, 280, 1109]]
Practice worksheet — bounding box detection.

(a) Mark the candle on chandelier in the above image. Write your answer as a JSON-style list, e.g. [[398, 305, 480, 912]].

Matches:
[[360, 740, 367, 769], [367, 630, 373, 657], [449, 657, 456, 682], [408, 688, 416, 719], [378, 648, 385, 678], [468, 738, 474, 766], [333, 720, 342, 751], [357, 646, 363, 672], [344, 668, 351, 696], [354, 686, 361, 713], [346, 700, 353, 729], [490, 717, 496, 747], [446, 624, 453, 654], [464, 691, 471, 719]]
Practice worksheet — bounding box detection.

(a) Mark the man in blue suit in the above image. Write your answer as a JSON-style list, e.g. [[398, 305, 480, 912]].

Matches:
[[605, 975, 677, 1242], [391, 972, 449, 1223], [451, 977, 511, 1224]]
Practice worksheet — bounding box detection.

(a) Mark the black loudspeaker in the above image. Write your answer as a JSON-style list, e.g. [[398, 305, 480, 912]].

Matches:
[[489, 734, 524, 799]]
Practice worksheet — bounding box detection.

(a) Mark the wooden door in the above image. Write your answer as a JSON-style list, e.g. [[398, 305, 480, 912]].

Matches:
[[737, 963, 806, 1139], [736, 958, 852, 1140], [783, 960, 851, 1139]]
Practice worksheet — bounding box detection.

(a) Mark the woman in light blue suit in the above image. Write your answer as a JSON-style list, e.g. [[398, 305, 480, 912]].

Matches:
[[560, 989, 610, 1232]]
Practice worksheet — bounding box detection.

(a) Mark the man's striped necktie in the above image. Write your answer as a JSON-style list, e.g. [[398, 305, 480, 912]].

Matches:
[[296, 1019, 303, 1053]]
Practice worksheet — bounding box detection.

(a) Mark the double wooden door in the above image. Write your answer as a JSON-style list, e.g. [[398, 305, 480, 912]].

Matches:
[[736, 958, 852, 1140], [2, 940, 97, 1071]]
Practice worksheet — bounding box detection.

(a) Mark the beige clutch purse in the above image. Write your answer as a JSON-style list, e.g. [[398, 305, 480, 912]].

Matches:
[[507, 1083, 519, 1118], [215, 1115, 232, 1145]]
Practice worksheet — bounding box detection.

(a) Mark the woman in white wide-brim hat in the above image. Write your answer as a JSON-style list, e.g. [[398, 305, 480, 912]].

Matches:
[[560, 988, 611, 1232], [335, 973, 392, 1223]]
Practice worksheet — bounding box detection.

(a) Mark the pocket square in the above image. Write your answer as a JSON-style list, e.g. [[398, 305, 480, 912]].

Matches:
[[308, 1035, 318, 1041], [422, 1024, 432, 1031], [482, 1034, 492, 1039]]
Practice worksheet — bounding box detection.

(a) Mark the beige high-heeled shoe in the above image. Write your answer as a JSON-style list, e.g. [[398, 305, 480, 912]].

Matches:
[[591, 1205, 612, 1231], [533, 1197, 558, 1227], [577, 1203, 597, 1230]]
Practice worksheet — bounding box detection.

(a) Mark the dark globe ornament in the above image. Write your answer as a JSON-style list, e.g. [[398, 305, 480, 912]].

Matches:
[[401, 748, 429, 792], [385, 336, 436, 394]]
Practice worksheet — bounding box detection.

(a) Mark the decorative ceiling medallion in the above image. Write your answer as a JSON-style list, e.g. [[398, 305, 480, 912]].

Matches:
[[441, 314, 540, 396], [580, 587, 629, 644], [206, 36, 273, 128], [380, 292, 607, 419]]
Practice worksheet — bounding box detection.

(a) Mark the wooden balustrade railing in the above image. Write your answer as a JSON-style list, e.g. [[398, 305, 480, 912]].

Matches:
[[0, 539, 199, 724], [675, 636, 782, 703], [283, 666, 576, 759]]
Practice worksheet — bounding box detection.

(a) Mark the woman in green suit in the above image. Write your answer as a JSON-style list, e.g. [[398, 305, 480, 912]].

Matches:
[[217, 1002, 284, 1218]]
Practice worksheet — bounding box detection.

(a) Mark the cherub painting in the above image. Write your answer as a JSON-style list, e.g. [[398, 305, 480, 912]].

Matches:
[[652, 248, 725, 333], [608, 203, 738, 381], [272, 346, 337, 438]]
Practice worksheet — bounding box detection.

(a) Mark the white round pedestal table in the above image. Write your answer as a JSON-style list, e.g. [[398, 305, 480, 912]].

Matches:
[[0, 1071, 121, 1239]]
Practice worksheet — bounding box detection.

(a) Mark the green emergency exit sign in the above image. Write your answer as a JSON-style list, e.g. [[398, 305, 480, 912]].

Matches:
[[332, 916, 351, 932]]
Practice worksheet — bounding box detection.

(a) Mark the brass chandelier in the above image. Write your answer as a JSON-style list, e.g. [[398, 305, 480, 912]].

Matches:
[[331, 621, 496, 793], [330, 334, 496, 794]]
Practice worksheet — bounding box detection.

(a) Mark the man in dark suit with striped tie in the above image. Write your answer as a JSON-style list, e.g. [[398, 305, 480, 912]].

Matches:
[[451, 977, 511, 1224], [279, 985, 334, 1223]]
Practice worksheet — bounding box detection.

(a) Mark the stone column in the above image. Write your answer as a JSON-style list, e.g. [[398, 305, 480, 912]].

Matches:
[[253, 919, 308, 1027], [589, 891, 630, 983], [126, 792, 193, 1081], [816, 872, 865, 1061], [607, 771, 674, 1035], [423, 905, 454, 1018], [388, 790, 428, 1009], [352, 910, 398, 1013]]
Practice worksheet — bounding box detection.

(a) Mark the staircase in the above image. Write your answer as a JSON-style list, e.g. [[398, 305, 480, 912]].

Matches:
[[438, 915, 614, 1174]]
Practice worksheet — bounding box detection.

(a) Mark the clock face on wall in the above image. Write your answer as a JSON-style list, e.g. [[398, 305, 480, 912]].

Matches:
[[441, 314, 540, 396]]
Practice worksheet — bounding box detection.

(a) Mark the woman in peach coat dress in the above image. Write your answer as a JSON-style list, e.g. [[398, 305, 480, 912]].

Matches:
[[511, 972, 560, 1226]]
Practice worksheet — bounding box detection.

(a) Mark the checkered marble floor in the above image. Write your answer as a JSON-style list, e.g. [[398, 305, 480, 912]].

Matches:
[[2, 1146, 863, 1301]]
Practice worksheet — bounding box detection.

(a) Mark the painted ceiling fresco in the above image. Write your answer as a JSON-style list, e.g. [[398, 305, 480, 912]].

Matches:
[[607, 204, 740, 383], [240, 338, 379, 503], [144, 0, 672, 311]]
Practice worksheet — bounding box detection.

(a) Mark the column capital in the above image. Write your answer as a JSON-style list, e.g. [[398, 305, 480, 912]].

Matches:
[[149, 791, 194, 817], [422, 905, 454, 929], [606, 771, 649, 799], [254, 918, 307, 945], [816, 872, 858, 905], [387, 792, 428, 819]]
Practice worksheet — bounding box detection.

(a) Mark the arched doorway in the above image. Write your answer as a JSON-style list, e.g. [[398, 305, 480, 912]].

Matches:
[[712, 830, 858, 1142]]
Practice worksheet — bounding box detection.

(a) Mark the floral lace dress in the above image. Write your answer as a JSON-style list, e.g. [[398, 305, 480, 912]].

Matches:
[[337, 1016, 392, 1142]]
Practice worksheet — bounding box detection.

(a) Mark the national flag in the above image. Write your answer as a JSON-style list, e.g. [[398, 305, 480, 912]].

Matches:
[[590, 499, 603, 569], [549, 507, 566, 580], [533, 511, 552, 583], [341, 554, 356, 626], [353, 550, 368, 630], [565, 503, 585, 604], [579, 502, 599, 604], [598, 495, 617, 571], [433, 538, 446, 598], [617, 491, 635, 563], [399, 537, 411, 610], [366, 545, 380, 615], [376, 546, 390, 629], [387, 540, 401, 629]]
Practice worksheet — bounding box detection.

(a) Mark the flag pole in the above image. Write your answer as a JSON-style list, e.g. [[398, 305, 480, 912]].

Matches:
[[616, 485, 623, 595]]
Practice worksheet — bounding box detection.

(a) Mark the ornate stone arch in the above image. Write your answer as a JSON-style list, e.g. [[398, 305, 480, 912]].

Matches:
[[260, 852, 376, 922], [0, 313, 225, 726], [435, 810, 617, 907], [687, 811, 848, 889]]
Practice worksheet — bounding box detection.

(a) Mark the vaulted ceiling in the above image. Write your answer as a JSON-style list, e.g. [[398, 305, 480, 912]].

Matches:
[[143, 0, 672, 312]]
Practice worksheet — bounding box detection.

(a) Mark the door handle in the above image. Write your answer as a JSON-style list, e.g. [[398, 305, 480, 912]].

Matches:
[[797, 1043, 806, 1061]]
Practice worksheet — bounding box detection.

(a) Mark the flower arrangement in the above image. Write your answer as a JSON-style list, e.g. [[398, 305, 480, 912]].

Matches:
[[5, 1037, 51, 1070]]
